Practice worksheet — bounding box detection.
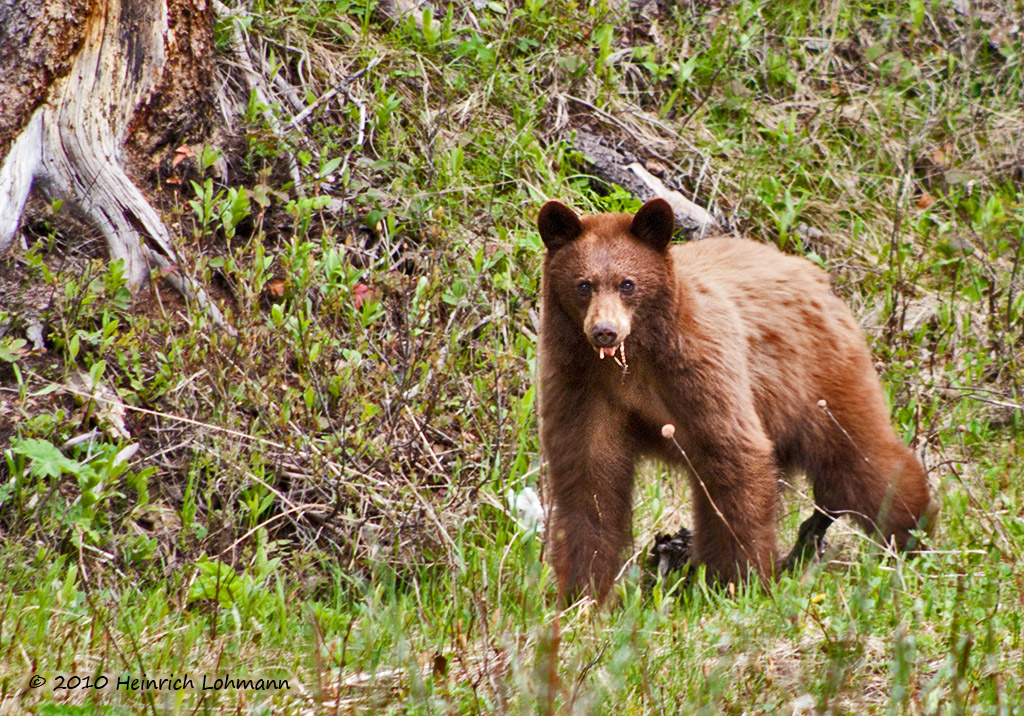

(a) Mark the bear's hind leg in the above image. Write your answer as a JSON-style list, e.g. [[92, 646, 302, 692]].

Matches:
[[808, 436, 934, 553], [782, 509, 834, 569]]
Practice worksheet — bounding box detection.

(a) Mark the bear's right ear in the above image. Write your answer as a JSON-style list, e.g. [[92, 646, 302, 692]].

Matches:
[[630, 198, 675, 253], [538, 201, 583, 251]]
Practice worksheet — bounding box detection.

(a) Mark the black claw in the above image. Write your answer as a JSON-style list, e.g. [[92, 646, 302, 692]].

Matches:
[[647, 527, 694, 579]]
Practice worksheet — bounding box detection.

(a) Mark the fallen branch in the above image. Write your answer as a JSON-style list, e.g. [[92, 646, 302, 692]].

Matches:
[[627, 162, 717, 232], [213, 0, 305, 197], [571, 124, 720, 235]]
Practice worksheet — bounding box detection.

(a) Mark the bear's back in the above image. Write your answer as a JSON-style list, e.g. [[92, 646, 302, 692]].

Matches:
[[671, 236, 828, 295], [669, 237, 880, 451], [669, 237, 857, 345]]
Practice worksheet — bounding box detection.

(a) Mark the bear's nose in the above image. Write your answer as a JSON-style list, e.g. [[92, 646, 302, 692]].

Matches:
[[591, 322, 619, 347]]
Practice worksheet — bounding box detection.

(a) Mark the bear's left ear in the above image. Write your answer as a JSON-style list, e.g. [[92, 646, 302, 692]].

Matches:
[[630, 198, 675, 253], [538, 201, 583, 251]]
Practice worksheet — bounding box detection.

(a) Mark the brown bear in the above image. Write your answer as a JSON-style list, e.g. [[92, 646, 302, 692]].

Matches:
[[537, 198, 935, 603]]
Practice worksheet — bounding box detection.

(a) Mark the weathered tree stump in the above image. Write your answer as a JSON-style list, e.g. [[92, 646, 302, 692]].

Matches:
[[0, 0, 228, 327]]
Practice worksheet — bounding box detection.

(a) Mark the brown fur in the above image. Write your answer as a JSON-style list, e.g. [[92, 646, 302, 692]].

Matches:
[[537, 199, 935, 603]]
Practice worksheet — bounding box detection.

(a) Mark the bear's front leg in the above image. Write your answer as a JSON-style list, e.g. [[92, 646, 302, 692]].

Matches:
[[675, 425, 780, 585], [543, 409, 637, 604]]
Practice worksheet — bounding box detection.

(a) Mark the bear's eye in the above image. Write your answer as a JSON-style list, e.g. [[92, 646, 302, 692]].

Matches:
[[620, 279, 635, 294], [576, 280, 593, 297]]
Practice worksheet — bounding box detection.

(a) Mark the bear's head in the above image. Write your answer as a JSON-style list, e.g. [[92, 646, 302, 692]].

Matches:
[[538, 198, 676, 360]]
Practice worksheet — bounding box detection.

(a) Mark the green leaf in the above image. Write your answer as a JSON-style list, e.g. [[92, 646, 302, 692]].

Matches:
[[189, 558, 242, 607], [319, 156, 343, 178], [11, 438, 82, 479], [864, 44, 887, 62], [0, 338, 26, 363]]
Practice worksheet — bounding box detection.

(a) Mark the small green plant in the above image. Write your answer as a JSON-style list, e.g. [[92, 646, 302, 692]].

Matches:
[[4, 437, 154, 551]]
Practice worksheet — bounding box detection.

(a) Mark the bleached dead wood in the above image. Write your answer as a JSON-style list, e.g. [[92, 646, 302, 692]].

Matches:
[[213, 0, 305, 196], [571, 126, 720, 235], [626, 162, 717, 232]]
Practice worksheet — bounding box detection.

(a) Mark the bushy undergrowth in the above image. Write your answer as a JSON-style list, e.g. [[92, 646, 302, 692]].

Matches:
[[1, 0, 1022, 712]]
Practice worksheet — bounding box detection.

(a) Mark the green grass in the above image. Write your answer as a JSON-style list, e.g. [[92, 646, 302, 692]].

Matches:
[[2, 0, 1023, 712]]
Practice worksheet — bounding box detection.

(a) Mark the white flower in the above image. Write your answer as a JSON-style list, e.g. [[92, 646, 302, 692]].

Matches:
[[507, 486, 545, 534]]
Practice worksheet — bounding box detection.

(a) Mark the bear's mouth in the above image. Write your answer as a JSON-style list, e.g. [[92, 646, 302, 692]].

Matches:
[[594, 341, 628, 370]]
